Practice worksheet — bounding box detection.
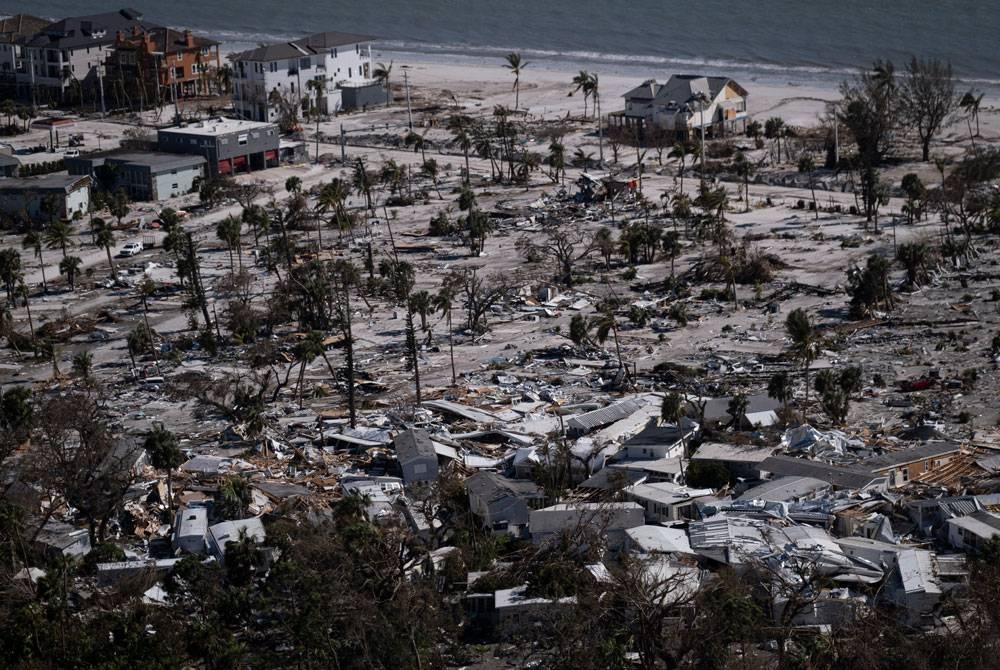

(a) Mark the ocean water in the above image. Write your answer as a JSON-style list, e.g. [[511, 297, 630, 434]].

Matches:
[[6, 0, 1000, 91]]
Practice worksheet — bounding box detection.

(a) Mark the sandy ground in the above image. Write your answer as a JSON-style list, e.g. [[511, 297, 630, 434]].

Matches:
[[3, 56, 1000, 439]]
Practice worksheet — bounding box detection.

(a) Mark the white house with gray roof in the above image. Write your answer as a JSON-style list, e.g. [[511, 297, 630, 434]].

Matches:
[[231, 31, 384, 123], [611, 74, 749, 140]]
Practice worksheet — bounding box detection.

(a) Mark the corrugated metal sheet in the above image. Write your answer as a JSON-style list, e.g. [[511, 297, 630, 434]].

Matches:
[[567, 397, 645, 436]]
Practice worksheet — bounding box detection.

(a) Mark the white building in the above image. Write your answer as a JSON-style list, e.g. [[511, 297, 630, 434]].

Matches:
[[231, 31, 385, 123]]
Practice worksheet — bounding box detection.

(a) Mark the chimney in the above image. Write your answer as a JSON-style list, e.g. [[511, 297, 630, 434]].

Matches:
[[184, 29, 194, 48]]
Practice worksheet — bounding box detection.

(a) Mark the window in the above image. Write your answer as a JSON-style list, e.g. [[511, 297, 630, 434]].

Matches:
[[413, 463, 427, 475], [299, 57, 310, 70], [348, 67, 352, 78], [172, 183, 178, 189], [220, 138, 229, 145], [237, 134, 248, 145]]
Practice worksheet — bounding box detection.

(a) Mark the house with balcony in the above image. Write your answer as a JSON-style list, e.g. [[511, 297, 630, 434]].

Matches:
[[0, 14, 50, 90], [18, 8, 157, 104], [609, 74, 749, 140], [230, 30, 384, 124], [108, 26, 221, 104]]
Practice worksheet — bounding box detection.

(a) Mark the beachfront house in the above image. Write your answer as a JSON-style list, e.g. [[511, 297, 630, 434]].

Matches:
[[610, 74, 749, 140], [0, 14, 50, 92], [17, 9, 156, 104], [230, 31, 384, 124], [108, 26, 222, 102]]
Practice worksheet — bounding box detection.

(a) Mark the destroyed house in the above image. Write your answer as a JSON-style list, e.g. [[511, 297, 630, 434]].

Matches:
[[861, 441, 964, 488], [759, 455, 888, 493], [529, 502, 644, 550], [697, 394, 780, 426], [736, 476, 830, 504], [691, 442, 777, 481], [466, 471, 545, 537], [946, 511, 1000, 552], [566, 397, 645, 437], [393, 429, 438, 484], [625, 481, 720, 522], [207, 518, 266, 562]]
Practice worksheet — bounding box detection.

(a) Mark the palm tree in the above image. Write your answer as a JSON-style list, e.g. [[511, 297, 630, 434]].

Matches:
[[668, 142, 689, 192], [352, 158, 375, 214], [58, 255, 82, 290], [764, 117, 786, 164], [293, 331, 324, 408], [768, 371, 793, 421], [16, 280, 35, 345], [405, 130, 427, 164], [45, 220, 74, 258], [548, 139, 566, 185], [318, 178, 352, 243], [22, 231, 47, 293], [571, 70, 593, 118], [93, 218, 116, 278], [733, 151, 755, 213], [217, 476, 252, 519], [71, 351, 93, 382], [798, 155, 818, 219], [960, 89, 984, 147], [504, 53, 527, 110], [661, 231, 681, 278], [660, 392, 689, 456], [285, 175, 302, 195], [0, 248, 21, 302], [144, 424, 183, 514], [215, 215, 243, 272], [434, 286, 457, 385], [216, 63, 233, 95], [785, 308, 818, 404], [373, 61, 393, 106], [448, 115, 474, 185]]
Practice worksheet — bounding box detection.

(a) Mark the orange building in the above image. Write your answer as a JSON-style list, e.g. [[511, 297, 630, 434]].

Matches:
[[111, 26, 221, 101]]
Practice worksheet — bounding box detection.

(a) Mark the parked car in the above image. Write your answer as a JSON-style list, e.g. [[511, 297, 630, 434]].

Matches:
[[63, 149, 80, 158], [120, 242, 143, 257]]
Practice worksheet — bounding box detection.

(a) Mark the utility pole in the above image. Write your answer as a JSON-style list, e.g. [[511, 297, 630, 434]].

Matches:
[[596, 75, 604, 165], [97, 63, 106, 116], [340, 123, 346, 162], [28, 49, 36, 108], [402, 65, 413, 131], [170, 65, 180, 123]]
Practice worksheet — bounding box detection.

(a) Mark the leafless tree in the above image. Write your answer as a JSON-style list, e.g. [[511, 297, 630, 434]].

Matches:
[[899, 56, 959, 161]]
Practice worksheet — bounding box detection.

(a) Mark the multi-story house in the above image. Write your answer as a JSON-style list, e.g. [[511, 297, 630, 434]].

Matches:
[[109, 26, 221, 103], [610, 74, 749, 140], [231, 30, 384, 124], [19, 8, 157, 104], [0, 14, 50, 90]]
